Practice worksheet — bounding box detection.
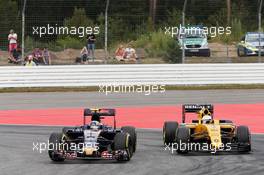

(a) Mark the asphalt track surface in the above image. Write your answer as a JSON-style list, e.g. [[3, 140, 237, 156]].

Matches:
[[0, 125, 263, 175], [1, 89, 264, 110], [0, 90, 264, 175]]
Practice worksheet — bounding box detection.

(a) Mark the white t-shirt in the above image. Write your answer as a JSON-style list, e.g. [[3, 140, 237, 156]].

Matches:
[[125, 48, 135, 58], [8, 33, 17, 44]]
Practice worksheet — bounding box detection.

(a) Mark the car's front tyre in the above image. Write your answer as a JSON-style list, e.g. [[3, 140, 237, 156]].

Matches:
[[121, 126, 137, 153], [176, 127, 190, 154], [114, 132, 133, 161], [236, 126, 251, 152], [48, 133, 65, 162]]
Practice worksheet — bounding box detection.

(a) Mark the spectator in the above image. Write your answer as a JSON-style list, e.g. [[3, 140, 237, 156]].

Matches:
[[75, 46, 89, 64], [8, 49, 18, 63], [32, 47, 44, 64], [8, 48, 22, 64], [25, 55, 36, 66], [43, 47, 51, 65], [87, 33, 96, 61], [8, 29, 18, 53], [115, 45, 125, 61], [80, 46, 88, 63], [124, 44, 138, 62]]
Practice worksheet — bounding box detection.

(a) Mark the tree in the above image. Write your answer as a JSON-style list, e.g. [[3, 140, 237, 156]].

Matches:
[[0, 0, 20, 50], [227, 0, 231, 25]]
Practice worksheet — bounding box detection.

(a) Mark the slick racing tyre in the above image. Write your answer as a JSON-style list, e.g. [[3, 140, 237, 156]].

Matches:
[[163, 121, 178, 145], [121, 126, 137, 153], [48, 133, 65, 162], [236, 126, 251, 152], [114, 132, 133, 161], [176, 127, 190, 154]]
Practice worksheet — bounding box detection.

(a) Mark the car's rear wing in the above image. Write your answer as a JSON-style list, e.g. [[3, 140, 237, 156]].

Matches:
[[83, 108, 116, 127], [84, 108, 116, 116], [182, 104, 214, 123]]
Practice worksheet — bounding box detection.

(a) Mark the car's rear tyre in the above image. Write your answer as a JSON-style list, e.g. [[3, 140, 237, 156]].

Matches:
[[236, 126, 251, 152], [114, 132, 133, 161], [48, 133, 65, 162], [121, 126, 137, 153], [163, 121, 178, 145], [176, 127, 190, 154]]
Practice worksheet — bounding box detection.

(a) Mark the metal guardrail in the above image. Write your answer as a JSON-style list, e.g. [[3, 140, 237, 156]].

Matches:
[[0, 64, 264, 88]]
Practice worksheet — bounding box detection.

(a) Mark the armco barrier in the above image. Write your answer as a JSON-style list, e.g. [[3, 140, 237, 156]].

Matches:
[[0, 64, 264, 88]]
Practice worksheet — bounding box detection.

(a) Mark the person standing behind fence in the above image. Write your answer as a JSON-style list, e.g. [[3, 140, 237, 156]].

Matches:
[[8, 29, 17, 54], [86, 33, 96, 62]]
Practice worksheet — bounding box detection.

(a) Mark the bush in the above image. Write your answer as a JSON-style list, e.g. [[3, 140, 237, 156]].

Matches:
[[25, 37, 63, 52], [230, 18, 243, 41], [56, 36, 83, 49], [163, 38, 182, 63], [134, 30, 182, 63]]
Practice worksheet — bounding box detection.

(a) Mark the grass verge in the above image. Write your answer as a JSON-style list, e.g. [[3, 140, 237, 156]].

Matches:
[[0, 84, 264, 93]]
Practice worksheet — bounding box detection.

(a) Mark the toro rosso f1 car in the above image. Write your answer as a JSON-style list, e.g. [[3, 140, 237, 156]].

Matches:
[[163, 104, 251, 154], [48, 108, 137, 162]]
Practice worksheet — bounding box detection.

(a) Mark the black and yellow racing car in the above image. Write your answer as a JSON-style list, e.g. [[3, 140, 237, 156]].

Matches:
[[48, 108, 136, 162], [163, 104, 251, 153]]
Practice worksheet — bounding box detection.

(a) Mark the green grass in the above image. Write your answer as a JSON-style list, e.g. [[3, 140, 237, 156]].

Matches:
[[0, 84, 264, 93]]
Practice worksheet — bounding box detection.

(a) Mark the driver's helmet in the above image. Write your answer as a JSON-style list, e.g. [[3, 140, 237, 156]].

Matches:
[[90, 121, 101, 130], [202, 115, 212, 124]]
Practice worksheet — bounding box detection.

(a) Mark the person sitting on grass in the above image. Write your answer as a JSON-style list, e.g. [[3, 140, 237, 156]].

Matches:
[[75, 46, 89, 64], [8, 46, 22, 64], [43, 47, 51, 65], [124, 44, 138, 62], [115, 45, 125, 61], [32, 47, 44, 64], [80, 46, 88, 63], [25, 55, 36, 66], [8, 49, 18, 64]]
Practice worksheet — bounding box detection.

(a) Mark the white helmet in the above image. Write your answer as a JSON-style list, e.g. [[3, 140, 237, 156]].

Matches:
[[202, 115, 212, 124]]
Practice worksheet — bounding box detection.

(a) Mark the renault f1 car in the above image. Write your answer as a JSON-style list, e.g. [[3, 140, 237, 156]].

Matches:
[[163, 104, 251, 153], [237, 32, 264, 56], [48, 108, 137, 162]]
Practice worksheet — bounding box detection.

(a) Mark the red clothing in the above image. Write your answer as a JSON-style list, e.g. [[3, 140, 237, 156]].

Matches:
[[116, 48, 125, 57], [9, 43, 17, 52]]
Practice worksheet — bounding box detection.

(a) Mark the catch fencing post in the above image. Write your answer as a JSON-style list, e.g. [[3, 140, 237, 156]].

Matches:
[[104, 0, 110, 64], [22, 0, 27, 59], [258, 0, 263, 62], [182, 0, 187, 64]]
